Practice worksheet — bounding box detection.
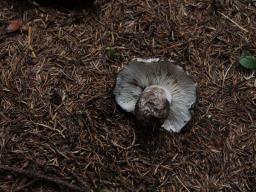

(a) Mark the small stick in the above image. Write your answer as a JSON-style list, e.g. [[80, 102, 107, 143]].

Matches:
[[218, 11, 249, 33], [84, 93, 110, 106], [0, 165, 87, 192], [28, 26, 37, 57], [34, 122, 65, 138], [14, 179, 38, 192], [176, 175, 190, 192]]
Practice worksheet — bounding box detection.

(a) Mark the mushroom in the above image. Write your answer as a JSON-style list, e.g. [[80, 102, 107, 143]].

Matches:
[[113, 58, 197, 133]]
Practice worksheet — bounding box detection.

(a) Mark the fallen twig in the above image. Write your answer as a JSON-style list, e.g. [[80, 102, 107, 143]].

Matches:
[[84, 93, 111, 106], [176, 175, 190, 192], [28, 26, 37, 57], [0, 165, 88, 192], [218, 11, 249, 33], [14, 179, 38, 192]]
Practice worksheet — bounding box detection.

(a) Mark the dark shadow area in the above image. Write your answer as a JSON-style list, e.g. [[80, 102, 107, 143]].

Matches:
[[134, 124, 163, 151], [32, 0, 96, 9], [5, 0, 96, 12]]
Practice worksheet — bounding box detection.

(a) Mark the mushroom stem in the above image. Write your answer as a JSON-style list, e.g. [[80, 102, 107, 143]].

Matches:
[[135, 85, 171, 127], [148, 85, 172, 104]]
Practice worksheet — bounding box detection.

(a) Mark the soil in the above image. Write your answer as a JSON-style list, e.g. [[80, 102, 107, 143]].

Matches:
[[0, 0, 255, 191]]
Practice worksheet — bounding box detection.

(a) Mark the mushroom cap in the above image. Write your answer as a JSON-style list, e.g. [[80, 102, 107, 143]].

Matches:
[[113, 58, 197, 133]]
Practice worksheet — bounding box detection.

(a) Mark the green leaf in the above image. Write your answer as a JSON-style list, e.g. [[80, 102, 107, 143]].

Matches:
[[239, 55, 256, 69], [106, 47, 117, 59]]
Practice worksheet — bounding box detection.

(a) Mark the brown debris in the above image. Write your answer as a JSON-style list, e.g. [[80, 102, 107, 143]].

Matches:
[[0, 164, 88, 191], [5, 19, 23, 33], [0, 0, 256, 191]]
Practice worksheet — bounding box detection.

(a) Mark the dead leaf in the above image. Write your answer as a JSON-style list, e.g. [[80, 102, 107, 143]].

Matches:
[[5, 20, 23, 33]]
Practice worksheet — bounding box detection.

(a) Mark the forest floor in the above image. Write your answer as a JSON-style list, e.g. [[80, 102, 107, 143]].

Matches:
[[0, 0, 255, 191]]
